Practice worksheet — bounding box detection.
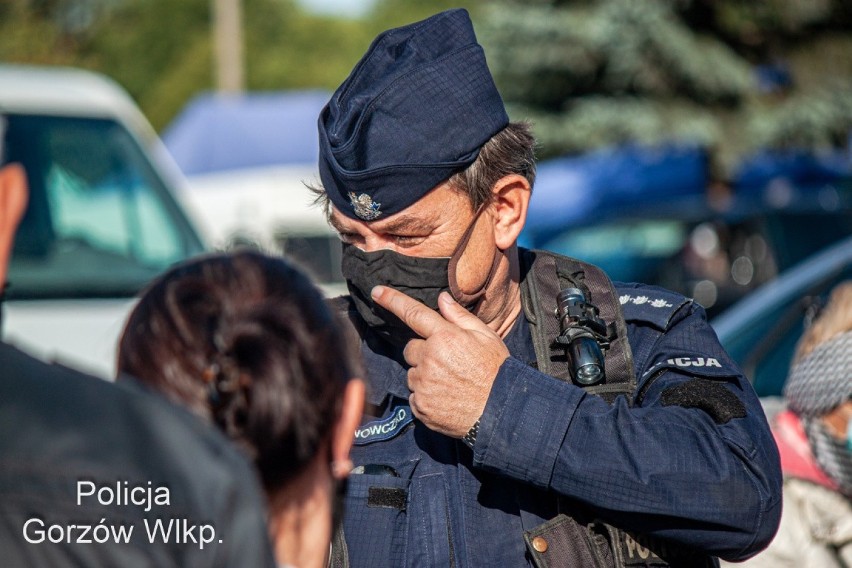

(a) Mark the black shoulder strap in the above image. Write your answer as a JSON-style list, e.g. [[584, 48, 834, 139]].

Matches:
[[519, 248, 636, 404]]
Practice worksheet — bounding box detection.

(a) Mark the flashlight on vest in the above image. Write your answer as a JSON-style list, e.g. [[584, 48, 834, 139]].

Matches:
[[555, 287, 608, 386]]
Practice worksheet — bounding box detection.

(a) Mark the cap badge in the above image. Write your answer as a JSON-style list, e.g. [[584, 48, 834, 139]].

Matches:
[[348, 192, 382, 220]]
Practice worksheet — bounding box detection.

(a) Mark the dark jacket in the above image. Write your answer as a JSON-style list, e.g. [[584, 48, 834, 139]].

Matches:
[[0, 341, 276, 568], [338, 282, 782, 567]]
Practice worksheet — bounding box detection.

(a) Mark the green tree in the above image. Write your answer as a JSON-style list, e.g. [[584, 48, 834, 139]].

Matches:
[[0, 0, 95, 65], [76, 0, 378, 130], [367, 0, 482, 32], [478, 0, 852, 176], [1, 0, 392, 131], [5, 0, 850, 159]]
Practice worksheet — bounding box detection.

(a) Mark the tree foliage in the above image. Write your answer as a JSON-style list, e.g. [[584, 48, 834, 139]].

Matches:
[[478, 0, 852, 175], [0, 0, 381, 130], [1, 0, 850, 171]]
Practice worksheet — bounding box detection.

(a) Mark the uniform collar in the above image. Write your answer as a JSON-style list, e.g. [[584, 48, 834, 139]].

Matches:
[[361, 334, 411, 406], [503, 312, 537, 364]]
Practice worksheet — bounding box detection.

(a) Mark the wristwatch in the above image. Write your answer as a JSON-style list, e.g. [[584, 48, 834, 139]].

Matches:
[[461, 418, 481, 449]]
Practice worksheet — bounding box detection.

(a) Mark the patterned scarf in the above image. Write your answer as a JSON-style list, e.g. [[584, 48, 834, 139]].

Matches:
[[785, 331, 852, 417], [785, 330, 852, 496], [804, 419, 852, 497]]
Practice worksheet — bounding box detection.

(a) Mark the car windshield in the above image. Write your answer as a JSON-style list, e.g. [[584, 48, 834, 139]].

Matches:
[[536, 204, 852, 318], [714, 253, 852, 397], [5, 113, 204, 299]]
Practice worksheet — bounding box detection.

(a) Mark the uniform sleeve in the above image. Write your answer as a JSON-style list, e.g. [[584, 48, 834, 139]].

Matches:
[[473, 300, 782, 562]]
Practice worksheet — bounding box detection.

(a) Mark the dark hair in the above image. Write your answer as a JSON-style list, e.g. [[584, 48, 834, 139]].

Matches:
[[448, 121, 537, 210], [118, 250, 361, 493], [309, 121, 537, 215]]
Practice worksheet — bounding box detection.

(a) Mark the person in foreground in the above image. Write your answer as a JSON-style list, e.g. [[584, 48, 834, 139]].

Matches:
[[0, 149, 274, 565], [726, 282, 852, 567], [117, 250, 366, 568], [313, 8, 782, 568]]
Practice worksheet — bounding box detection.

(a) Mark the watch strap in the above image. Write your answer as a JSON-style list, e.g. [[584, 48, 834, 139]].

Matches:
[[462, 418, 481, 449]]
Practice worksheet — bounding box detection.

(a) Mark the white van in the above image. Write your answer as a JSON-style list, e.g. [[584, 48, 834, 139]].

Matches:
[[161, 90, 346, 297], [177, 163, 346, 297], [1, 65, 206, 379]]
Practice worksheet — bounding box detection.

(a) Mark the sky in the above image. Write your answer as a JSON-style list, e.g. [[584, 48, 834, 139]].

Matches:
[[295, 0, 378, 18]]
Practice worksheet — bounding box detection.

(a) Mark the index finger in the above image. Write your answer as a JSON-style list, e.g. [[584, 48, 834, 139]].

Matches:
[[371, 285, 452, 338]]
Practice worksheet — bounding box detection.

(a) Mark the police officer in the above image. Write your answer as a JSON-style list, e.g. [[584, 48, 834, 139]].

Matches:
[[315, 9, 781, 567]]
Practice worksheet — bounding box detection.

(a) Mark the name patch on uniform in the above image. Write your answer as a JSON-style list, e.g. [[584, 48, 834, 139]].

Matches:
[[613, 530, 710, 567], [354, 406, 413, 446], [666, 357, 721, 368]]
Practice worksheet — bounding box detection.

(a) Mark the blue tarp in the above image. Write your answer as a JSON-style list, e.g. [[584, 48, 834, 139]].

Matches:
[[524, 143, 852, 243], [733, 149, 851, 193], [162, 91, 851, 224], [162, 90, 330, 176], [525, 144, 709, 239]]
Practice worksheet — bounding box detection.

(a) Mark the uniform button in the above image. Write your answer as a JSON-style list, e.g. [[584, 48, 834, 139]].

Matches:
[[532, 536, 548, 553]]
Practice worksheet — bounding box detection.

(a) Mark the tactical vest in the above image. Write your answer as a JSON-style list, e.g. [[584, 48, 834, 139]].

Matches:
[[517, 249, 715, 568], [331, 248, 717, 568]]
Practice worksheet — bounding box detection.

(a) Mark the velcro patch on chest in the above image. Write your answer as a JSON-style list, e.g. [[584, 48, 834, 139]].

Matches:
[[367, 487, 407, 510], [661, 379, 747, 425], [353, 405, 414, 445]]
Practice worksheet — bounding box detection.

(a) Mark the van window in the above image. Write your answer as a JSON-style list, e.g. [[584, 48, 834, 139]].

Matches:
[[6, 114, 204, 299], [277, 234, 343, 284]]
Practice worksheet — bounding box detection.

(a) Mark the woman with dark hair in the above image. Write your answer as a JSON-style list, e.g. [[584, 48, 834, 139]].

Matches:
[[118, 250, 365, 568]]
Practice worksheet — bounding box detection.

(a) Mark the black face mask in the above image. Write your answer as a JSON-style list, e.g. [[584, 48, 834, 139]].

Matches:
[[340, 206, 501, 346], [342, 244, 450, 344]]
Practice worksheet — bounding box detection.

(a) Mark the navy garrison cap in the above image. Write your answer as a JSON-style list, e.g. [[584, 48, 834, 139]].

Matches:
[[318, 8, 509, 221]]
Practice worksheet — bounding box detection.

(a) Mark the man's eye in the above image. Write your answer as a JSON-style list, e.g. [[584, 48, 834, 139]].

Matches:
[[391, 234, 425, 246], [338, 232, 358, 243]]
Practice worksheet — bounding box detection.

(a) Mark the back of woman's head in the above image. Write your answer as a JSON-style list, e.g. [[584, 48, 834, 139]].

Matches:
[[118, 250, 360, 493]]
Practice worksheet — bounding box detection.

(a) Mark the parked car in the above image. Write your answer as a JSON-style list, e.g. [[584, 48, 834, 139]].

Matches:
[[1, 64, 206, 378], [711, 233, 852, 397], [524, 144, 852, 318], [530, 196, 852, 319]]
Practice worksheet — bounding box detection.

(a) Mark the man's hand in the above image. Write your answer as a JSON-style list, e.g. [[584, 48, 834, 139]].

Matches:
[[371, 286, 510, 438]]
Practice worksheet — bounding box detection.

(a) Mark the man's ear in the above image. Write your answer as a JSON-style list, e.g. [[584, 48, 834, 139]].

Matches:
[[331, 378, 366, 479], [489, 174, 530, 250], [0, 164, 29, 286]]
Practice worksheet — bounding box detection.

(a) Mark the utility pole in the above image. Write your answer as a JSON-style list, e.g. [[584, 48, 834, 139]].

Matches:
[[212, 0, 244, 94]]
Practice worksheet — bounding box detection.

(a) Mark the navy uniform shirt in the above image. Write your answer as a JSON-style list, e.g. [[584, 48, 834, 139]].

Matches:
[[341, 283, 781, 567]]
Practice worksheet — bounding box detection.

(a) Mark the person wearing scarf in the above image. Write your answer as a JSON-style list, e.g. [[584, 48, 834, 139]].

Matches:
[[726, 281, 852, 567]]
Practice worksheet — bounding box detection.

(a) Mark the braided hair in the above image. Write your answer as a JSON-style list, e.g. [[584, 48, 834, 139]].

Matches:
[[118, 250, 361, 493]]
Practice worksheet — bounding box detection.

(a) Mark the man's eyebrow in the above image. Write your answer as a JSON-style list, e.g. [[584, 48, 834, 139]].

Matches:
[[329, 212, 438, 234], [376, 214, 437, 234]]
